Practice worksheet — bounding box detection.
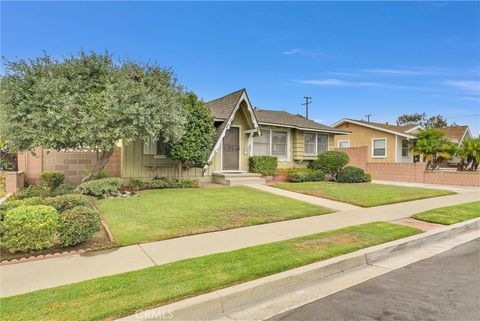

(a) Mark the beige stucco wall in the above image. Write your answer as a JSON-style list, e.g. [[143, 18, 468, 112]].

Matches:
[[333, 122, 397, 163]]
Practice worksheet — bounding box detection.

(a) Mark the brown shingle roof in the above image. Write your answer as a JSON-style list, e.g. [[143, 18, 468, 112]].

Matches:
[[436, 126, 469, 143], [349, 119, 416, 133], [206, 89, 245, 120], [255, 109, 348, 133]]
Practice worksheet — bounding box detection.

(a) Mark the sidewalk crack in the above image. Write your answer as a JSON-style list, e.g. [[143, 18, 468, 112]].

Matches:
[[138, 244, 157, 265]]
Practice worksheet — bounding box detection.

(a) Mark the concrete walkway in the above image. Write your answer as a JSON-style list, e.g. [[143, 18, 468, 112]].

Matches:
[[372, 179, 480, 194], [245, 184, 360, 211], [1, 190, 478, 298]]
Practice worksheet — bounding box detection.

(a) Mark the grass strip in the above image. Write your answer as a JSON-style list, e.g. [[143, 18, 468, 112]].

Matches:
[[97, 186, 332, 245], [413, 201, 480, 225], [0, 222, 420, 321], [273, 182, 454, 207]]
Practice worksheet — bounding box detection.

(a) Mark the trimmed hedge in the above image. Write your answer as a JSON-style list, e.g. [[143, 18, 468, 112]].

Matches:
[[146, 177, 199, 189], [249, 156, 278, 176], [308, 151, 349, 176], [15, 185, 50, 199], [75, 177, 124, 197], [288, 170, 326, 183], [336, 166, 368, 183], [38, 171, 65, 190], [3, 194, 91, 213], [1, 205, 58, 253], [58, 206, 102, 247]]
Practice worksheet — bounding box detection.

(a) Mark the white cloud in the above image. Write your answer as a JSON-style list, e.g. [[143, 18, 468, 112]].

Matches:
[[359, 68, 431, 76], [297, 78, 385, 88], [282, 48, 321, 57], [442, 80, 480, 93]]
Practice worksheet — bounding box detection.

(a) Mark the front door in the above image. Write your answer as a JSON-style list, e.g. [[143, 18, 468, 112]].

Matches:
[[222, 127, 240, 171]]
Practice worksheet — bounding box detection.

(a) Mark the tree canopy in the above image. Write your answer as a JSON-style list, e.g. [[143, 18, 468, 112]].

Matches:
[[0, 51, 186, 181], [396, 113, 454, 128], [168, 93, 215, 170], [458, 137, 480, 171], [412, 128, 456, 169]]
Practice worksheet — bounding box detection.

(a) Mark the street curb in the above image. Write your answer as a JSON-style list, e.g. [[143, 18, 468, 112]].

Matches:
[[116, 218, 480, 321]]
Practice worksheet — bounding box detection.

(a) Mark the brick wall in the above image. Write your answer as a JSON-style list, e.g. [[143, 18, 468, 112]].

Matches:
[[43, 148, 122, 185], [335, 146, 368, 170], [365, 162, 425, 183], [424, 171, 480, 187], [338, 146, 479, 187], [5, 171, 25, 194], [19, 148, 122, 186]]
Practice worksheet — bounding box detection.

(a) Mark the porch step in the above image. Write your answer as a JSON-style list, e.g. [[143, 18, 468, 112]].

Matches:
[[212, 172, 266, 186]]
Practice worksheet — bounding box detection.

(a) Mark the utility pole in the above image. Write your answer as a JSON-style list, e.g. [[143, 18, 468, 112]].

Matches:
[[302, 96, 312, 119], [365, 114, 372, 122]]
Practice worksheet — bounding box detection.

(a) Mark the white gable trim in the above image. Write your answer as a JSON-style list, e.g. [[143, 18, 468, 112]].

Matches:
[[332, 118, 415, 139], [207, 91, 260, 164], [458, 126, 472, 146]]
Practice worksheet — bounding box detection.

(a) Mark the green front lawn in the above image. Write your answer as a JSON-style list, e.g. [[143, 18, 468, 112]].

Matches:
[[0, 222, 421, 321], [273, 182, 455, 207], [413, 201, 480, 225], [97, 186, 332, 245]]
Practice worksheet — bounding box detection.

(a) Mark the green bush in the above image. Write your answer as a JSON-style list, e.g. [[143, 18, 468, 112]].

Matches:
[[336, 166, 367, 183], [96, 168, 109, 179], [75, 177, 124, 197], [15, 185, 50, 199], [126, 178, 144, 191], [3, 194, 91, 213], [249, 156, 278, 176], [51, 183, 74, 196], [287, 170, 325, 183], [308, 151, 349, 177], [58, 206, 101, 247], [364, 173, 372, 183], [38, 171, 65, 190], [0, 205, 58, 253], [44, 194, 91, 212], [146, 177, 199, 189]]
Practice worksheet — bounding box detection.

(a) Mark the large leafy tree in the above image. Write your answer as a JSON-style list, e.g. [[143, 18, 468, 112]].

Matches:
[[458, 137, 480, 171], [396, 113, 453, 128], [168, 93, 215, 176], [412, 128, 456, 169], [0, 51, 186, 181]]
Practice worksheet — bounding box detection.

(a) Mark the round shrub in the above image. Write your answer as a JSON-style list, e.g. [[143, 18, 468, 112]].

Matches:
[[0, 205, 58, 253], [308, 151, 349, 176], [75, 177, 124, 197], [15, 185, 50, 199], [249, 156, 278, 176], [287, 170, 325, 182], [51, 183, 74, 196], [336, 166, 366, 183], [58, 206, 101, 247], [38, 171, 65, 190], [44, 194, 91, 212]]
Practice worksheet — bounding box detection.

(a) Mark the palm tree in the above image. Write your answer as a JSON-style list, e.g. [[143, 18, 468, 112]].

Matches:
[[458, 137, 480, 171], [412, 128, 456, 170]]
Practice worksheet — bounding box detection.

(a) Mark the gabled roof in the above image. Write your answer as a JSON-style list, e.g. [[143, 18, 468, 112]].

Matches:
[[332, 118, 417, 138], [436, 126, 471, 144], [206, 89, 246, 120], [205, 89, 260, 163], [254, 109, 350, 134]]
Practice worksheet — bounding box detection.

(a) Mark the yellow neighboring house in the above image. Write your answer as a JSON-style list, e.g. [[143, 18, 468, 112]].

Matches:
[[331, 119, 422, 163]]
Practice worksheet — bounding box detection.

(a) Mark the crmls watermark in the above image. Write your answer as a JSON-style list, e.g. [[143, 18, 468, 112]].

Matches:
[[135, 309, 174, 319]]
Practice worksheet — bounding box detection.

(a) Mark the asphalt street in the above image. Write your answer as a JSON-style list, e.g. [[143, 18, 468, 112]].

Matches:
[[268, 238, 480, 321]]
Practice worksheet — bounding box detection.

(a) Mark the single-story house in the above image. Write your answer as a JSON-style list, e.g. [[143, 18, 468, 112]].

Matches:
[[18, 89, 349, 185], [332, 118, 472, 164], [332, 119, 421, 163], [436, 126, 472, 146]]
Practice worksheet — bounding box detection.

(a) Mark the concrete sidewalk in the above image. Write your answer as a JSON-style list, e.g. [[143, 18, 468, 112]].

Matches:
[[1, 191, 478, 297], [244, 184, 360, 211], [372, 179, 479, 194]]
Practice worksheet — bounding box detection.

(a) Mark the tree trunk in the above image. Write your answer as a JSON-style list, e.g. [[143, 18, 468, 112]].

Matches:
[[82, 149, 114, 183]]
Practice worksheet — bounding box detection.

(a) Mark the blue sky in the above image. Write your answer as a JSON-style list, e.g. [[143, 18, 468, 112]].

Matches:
[[2, 1, 479, 134]]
